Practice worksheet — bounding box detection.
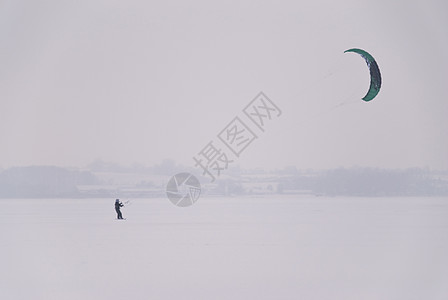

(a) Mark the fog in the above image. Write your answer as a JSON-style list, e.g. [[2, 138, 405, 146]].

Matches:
[[1, 3, 448, 298], [1, 0, 447, 171]]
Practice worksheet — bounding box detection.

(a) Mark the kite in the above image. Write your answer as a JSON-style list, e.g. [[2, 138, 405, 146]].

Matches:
[[344, 48, 382, 102]]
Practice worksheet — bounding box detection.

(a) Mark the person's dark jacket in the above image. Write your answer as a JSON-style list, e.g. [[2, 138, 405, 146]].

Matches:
[[115, 201, 123, 210]]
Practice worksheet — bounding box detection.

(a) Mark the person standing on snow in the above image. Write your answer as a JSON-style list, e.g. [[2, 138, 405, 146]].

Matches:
[[115, 199, 124, 219]]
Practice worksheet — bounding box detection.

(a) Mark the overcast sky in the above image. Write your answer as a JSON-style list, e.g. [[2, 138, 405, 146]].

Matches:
[[1, 0, 447, 170]]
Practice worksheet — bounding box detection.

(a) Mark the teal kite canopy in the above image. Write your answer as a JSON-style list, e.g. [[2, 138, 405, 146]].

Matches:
[[344, 48, 382, 102]]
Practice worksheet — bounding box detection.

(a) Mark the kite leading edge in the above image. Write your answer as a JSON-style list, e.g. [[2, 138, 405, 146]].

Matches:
[[344, 48, 382, 102]]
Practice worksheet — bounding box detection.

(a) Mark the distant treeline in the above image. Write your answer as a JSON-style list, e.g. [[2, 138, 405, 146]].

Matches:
[[0, 166, 97, 198], [277, 168, 448, 196], [0, 165, 447, 198]]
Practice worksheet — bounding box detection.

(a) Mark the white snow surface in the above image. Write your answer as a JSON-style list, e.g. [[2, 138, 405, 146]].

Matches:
[[1, 196, 447, 300]]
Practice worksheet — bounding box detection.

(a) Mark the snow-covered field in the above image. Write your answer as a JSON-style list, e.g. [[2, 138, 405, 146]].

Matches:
[[1, 196, 447, 300]]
